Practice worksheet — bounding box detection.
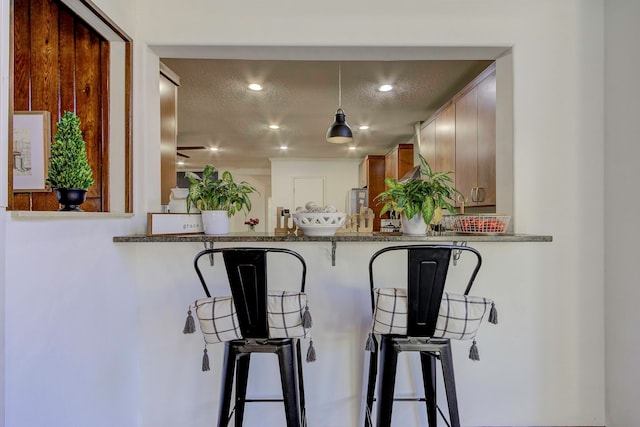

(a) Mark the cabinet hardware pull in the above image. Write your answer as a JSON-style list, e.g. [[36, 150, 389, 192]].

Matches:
[[476, 187, 485, 203]]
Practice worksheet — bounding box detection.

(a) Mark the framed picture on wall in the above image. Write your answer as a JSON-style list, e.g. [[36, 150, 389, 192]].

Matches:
[[12, 111, 51, 192]]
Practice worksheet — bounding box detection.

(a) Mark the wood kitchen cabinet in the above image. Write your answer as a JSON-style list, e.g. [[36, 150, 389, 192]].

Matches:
[[420, 63, 496, 209], [455, 67, 496, 207], [359, 155, 386, 231], [420, 120, 436, 167], [420, 104, 455, 176], [384, 143, 414, 181], [160, 63, 180, 205], [435, 105, 456, 176]]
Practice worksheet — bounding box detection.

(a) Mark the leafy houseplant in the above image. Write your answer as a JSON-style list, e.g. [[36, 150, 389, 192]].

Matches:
[[185, 165, 257, 235], [46, 111, 94, 211], [375, 155, 462, 231]]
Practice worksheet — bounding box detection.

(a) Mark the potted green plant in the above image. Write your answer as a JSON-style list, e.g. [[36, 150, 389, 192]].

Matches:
[[185, 164, 257, 235], [375, 155, 462, 235], [46, 111, 94, 211]]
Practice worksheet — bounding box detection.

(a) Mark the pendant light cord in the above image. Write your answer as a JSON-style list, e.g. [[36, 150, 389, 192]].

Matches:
[[338, 63, 342, 108]]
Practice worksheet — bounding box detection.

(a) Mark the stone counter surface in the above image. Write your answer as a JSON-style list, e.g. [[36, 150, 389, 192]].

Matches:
[[113, 231, 552, 243]]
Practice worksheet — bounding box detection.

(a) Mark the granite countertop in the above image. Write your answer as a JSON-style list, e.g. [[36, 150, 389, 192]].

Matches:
[[113, 232, 552, 266], [113, 231, 552, 243]]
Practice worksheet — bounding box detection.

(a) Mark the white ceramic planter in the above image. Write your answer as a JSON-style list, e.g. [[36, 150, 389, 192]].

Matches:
[[401, 212, 428, 236], [201, 210, 230, 235]]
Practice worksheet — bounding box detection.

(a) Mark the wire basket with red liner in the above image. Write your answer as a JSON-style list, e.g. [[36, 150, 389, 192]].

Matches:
[[443, 214, 511, 235]]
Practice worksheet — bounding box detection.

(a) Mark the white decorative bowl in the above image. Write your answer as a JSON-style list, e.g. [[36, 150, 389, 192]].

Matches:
[[292, 212, 347, 236]]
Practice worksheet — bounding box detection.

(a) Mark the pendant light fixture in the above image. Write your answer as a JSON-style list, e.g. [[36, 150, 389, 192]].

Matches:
[[326, 64, 353, 144]]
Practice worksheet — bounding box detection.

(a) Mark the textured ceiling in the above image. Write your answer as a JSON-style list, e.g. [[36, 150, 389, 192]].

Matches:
[[160, 58, 494, 171]]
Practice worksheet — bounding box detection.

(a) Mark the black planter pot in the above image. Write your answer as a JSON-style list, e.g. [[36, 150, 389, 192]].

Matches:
[[55, 188, 87, 211]]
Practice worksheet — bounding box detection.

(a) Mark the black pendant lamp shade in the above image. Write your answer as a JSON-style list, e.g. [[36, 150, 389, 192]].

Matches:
[[326, 108, 353, 144], [326, 64, 353, 144]]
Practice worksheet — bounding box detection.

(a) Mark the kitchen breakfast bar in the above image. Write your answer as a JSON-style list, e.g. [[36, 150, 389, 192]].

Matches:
[[113, 232, 551, 426]]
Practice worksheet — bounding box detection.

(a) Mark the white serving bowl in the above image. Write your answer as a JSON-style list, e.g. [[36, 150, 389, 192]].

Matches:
[[292, 212, 347, 236]]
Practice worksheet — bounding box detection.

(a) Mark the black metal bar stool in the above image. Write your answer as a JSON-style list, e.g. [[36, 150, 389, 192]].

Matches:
[[192, 247, 310, 427], [363, 244, 484, 427]]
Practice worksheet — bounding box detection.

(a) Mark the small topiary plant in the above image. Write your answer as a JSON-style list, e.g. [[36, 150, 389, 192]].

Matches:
[[46, 111, 94, 190]]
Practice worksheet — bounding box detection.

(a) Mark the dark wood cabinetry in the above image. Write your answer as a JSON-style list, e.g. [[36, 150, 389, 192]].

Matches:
[[475, 71, 497, 206], [160, 63, 180, 205], [420, 103, 455, 177], [359, 155, 386, 231], [384, 143, 414, 181], [455, 67, 496, 207], [420, 63, 496, 209]]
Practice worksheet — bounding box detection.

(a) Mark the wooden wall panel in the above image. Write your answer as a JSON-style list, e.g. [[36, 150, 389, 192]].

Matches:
[[58, 8, 75, 113], [75, 22, 102, 202], [100, 41, 110, 212], [13, 194, 30, 210], [29, 0, 58, 119], [12, 0, 109, 211], [13, 0, 30, 110]]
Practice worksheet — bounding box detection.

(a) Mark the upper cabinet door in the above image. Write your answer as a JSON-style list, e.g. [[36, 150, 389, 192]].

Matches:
[[477, 70, 497, 206], [454, 69, 496, 207], [420, 120, 436, 169], [434, 104, 456, 176], [455, 86, 479, 207], [384, 143, 414, 182], [421, 63, 496, 210]]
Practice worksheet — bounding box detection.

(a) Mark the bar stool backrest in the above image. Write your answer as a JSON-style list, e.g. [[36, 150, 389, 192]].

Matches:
[[194, 247, 307, 339], [369, 245, 482, 337]]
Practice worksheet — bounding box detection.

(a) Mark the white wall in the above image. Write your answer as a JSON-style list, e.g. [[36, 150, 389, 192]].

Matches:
[[604, 1, 640, 426], [270, 158, 360, 229], [0, 1, 613, 426], [1, 0, 10, 424], [1, 0, 146, 426], [228, 173, 269, 232]]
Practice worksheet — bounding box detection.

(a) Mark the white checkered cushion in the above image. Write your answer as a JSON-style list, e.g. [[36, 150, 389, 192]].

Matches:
[[371, 288, 493, 340], [193, 295, 242, 344], [193, 291, 310, 344], [266, 291, 310, 339]]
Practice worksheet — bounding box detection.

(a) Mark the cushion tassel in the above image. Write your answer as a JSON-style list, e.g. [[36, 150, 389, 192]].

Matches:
[[302, 305, 313, 329], [306, 340, 317, 363], [365, 333, 377, 352], [183, 309, 196, 334], [469, 340, 480, 361], [489, 302, 498, 325], [202, 348, 210, 372]]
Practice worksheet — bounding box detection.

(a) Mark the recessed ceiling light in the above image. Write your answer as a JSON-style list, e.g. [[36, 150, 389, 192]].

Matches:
[[348, 146, 357, 151], [209, 147, 219, 152], [248, 83, 263, 91], [269, 125, 280, 130], [359, 125, 369, 130], [378, 84, 393, 92], [177, 161, 185, 165], [280, 146, 288, 151]]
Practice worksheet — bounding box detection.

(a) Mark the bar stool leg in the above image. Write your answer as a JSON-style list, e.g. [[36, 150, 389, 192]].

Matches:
[[234, 354, 251, 427], [439, 343, 461, 427], [376, 337, 399, 427], [218, 343, 238, 427], [364, 349, 378, 427], [295, 340, 307, 425], [277, 342, 301, 427], [420, 352, 438, 426]]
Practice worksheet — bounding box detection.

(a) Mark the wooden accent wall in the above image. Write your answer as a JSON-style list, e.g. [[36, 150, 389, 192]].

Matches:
[[13, 0, 109, 211]]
